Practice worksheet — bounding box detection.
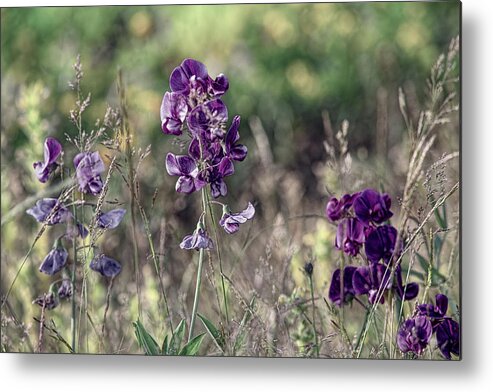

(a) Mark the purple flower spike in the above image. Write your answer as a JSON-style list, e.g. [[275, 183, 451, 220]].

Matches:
[[224, 116, 247, 162], [165, 153, 206, 194], [160, 92, 188, 135], [170, 58, 209, 95], [97, 208, 126, 229], [74, 151, 105, 195], [180, 226, 213, 251], [325, 193, 357, 222], [436, 318, 460, 359], [33, 137, 62, 183], [219, 202, 255, 234], [328, 265, 357, 306], [90, 255, 122, 278], [397, 316, 433, 356], [26, 198, 72, 225], [187, 99, 228, 139], [364, 224, 398, 263], [353, 188, 393, 225], [335, 218, 365, 257], [39, 248, 68, 276]]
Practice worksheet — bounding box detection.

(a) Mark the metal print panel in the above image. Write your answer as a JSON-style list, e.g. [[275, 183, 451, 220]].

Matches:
[[0, 1, 461, 359]]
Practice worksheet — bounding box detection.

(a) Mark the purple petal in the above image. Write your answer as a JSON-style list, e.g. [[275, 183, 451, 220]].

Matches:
[[39, 248, 68, 275], [219, 157, 234, 177], [97, 208, 126, 229], [352, 266, 371, 295], [90, 255, 121, 278], [176, 176, 196, 193], [436, 294, 449, 316], [226, 115, 241, 146]]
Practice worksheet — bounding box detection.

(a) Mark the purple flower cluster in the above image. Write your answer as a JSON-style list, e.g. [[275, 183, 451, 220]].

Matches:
[[161, 59, 247, 199], [161, 59, 254, 249], [28, 137, 125, 309], [398, 294, 460, 359], [327, 189, 418, 306]]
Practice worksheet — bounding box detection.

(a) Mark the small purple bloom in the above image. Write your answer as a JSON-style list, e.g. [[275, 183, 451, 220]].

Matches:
[[26, 198, 72, 225], [353, 188, 393, 225], [325, 193, 357, 222], [436, 318, 460, 359], [39, 247, 68, 275], [394, 264, 419, 301], [169, 58, 210, 96], [209, 73, 229, 97], [165, 153, 206, 194], [33, 292, 59, 310], [219, 202, 255, 234], [160, 92, 188, 135], [33, 137, 62, 183], [352, 263, 392, 304], [397, 316, 433, 356], [328, 265, 357, 306], [58, 279, 73, 300], [417, 293, 450, 330], [89, 255, 122, 278], [224, 115, 247, 162], [335, 218, 365, 257], [364, 224, 398, 263], [187, 99, 228, 139], [74, 151, 105, 195], [180, 226, 213, 251], [96, 208, 126, 229]]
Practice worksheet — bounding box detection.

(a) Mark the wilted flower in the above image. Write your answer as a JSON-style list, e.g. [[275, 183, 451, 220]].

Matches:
[[219, 202, 255, 234], [397, 316, 433, 356], [165, 153, 206, 194], [58, 279, 73, 300], [96, 208, 126, 229], [33, 291, 59, 310], [436, 318, 460, 359], [26, 198, 72, 225], [33, 137, 62, 183], [335, 218, 365, 256], [180, 225, 213, 251], [39, 247, 68, 275], [353, 188, 393, 225], [89, 255, 122, 278], [328, 265, 357, 306], [74, 151, 105, 195], [364, 224, 398, 263]]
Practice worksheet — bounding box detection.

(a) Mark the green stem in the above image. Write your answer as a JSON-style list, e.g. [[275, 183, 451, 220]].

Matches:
[[70, 172, 77, 353], [188, 247, 205, 342], [308, 274, 319, 357]]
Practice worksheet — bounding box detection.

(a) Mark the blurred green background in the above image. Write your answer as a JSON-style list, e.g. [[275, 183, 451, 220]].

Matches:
[[1, 2, 460, 355]]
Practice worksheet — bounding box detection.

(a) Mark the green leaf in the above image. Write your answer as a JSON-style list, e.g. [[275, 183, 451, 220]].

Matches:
[[178, 333, 205, 356], [198, 313, 225, 352], [416, 253, 429, 273], [161, 334, 169, 355], [133, 319, 160, 356], [169, 319, 186, 355]]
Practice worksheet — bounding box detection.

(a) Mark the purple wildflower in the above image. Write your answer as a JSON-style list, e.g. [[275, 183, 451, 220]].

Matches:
[[26, 198, 72, 225], [335, 218, 365, 257], [33, 137, 62, 183], [436, 318, 460, 359], [58, 279, 73, 300], [224, 116, 247, 161], [364, 224, 398, 263], [397, 316, 433, 356], [39, 247, 68, 276], [96, 208, 126, 229], [180, 225, 213, 251], [169, 58, 210, 96], [219, 202, 255, 234], [325, 193, 357, 222], [89, 255, 122, 278], [209, 73, 229, 97], [353, 188, 393, 225], [160, 92, 188, 135], [394, 264, 419, 301], [187, 99, 228, 140], [165, 153, 206, 194], [352, 263, 393, 304], [328, 265, 357, 306], [73, 151, 105, 195], [417, 293, 450, 330]]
